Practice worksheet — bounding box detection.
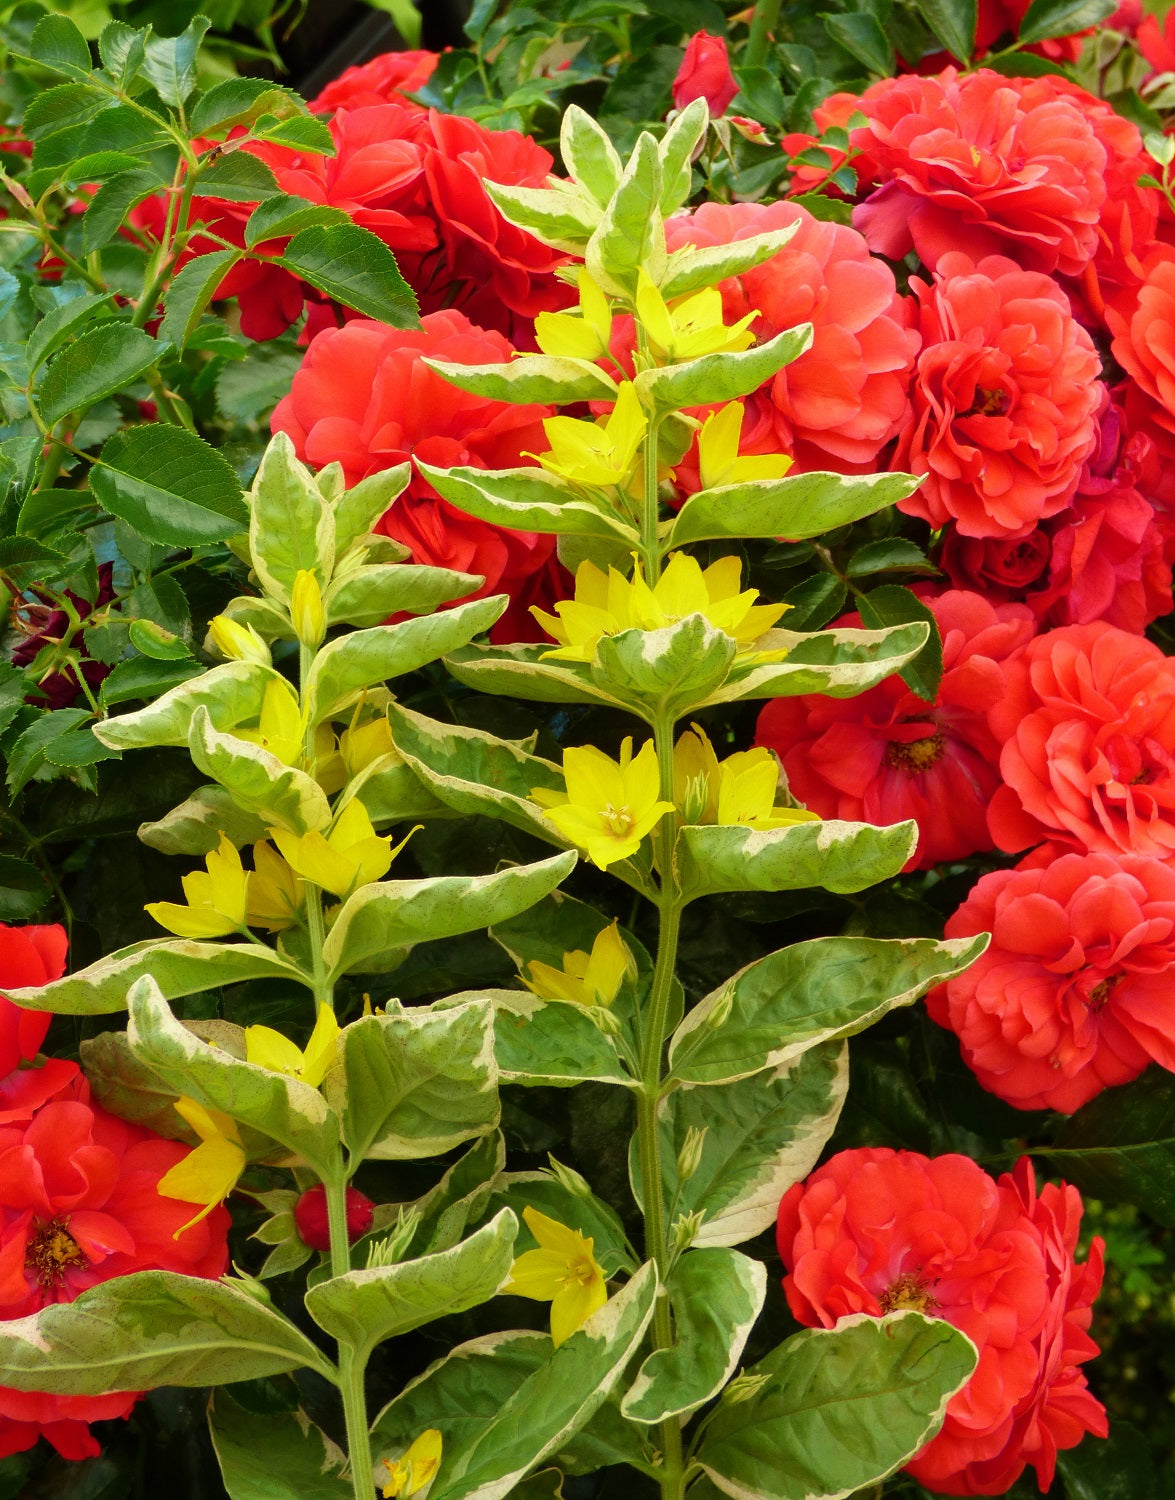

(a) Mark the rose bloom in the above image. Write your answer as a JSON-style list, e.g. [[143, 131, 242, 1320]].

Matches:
[[11, 563, 116, 710], [663, 200, 919, 473], [895, 252, 1101, 538], [0, 922, 65, 1081], [776, 1148, 1105, 1495], [835, 68, 1108, 278], [272, 309, 564, 641], [310, 48, 439, 111], [0, 1067, 230, 1460], [756, 590, 1035, 870], [671, 32, 739, 116], [987, 622, 1175, 860], [931, 848, 1175, 1111], [1105, 243, 1175, 443], [1137, 7, 1175, 75]]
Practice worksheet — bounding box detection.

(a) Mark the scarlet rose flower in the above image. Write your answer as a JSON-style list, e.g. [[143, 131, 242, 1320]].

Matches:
[[842, 68, 1108, 277], [987, 622, 1175, 859], [931, 848, 1175, 1111], [776, 1148, 1105, 1495], [756, 590, 1035, 870], [895, 252, 1101, 538], [310, 49, 439, 111], [663, 200, 919, 472], [671, 32, 739, 116], [0, 1073, 230, 1460], [271, 309, 564, 642], [0, 923, 65, 1082], [1105, 244, 1175, 442]]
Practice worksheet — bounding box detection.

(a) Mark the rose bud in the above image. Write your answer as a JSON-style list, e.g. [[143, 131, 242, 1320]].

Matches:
[[671, 32, 738, 117], [294, 1184, 375, 1250]]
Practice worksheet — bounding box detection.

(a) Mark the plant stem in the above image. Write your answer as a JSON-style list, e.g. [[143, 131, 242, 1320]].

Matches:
[[325, 1174, 376, 1500], [744, 0, 783, 70]]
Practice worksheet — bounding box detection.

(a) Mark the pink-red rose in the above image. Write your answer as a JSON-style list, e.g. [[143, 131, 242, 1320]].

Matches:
[[776, 1148, 1105, 1495], [895, 252, 1101, 538], [756, 589, 1035, 870], [987, 622, 1175, 860], [931, 847, 1175, 1111], [671, 32, 739, 116], [0, 923, 65, 1082], [310, 49, 439, 111]]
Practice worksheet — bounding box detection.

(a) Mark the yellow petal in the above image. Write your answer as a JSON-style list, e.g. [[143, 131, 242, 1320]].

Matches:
[[506, 1245, 575, 1301], [301, 1004, 340, 1087], [144, 902, 240, 939], [157, 1135, 246, 1234], [522, 1204, 594, 1259], [244, 1024, 306, 1077], [173, 1095, 241, 1145], [550, 1272, 607, 1347]]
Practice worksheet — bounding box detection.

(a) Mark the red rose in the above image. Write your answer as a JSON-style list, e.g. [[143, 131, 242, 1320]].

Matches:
[[987, 622, 1175, 859], [310, 49, 439, 112], [671, 32, 739, 116], [0, 923, 65, 1081], [293, 1183, 375, 1250], [663, 201, 919, 473], [895, 252, 1101, 538], [0, 1073, 230, 1460], [1106, 244, 1175, 442], [776, 1148, 1105, 1495], [1137, 8, 1175, 75], [756, 590, 1035, 870], [843, 68, 1108, 278], [11, 563, 116, 710], [271, 309, 565, 642]]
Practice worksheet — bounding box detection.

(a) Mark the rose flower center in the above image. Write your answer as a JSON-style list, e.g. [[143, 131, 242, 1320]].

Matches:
[[26, 1216, 89, 1289], [885, 732, 946, 774], [880, 1269, 939, 1315]]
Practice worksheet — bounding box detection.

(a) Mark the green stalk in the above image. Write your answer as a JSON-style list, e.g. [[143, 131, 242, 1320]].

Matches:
[[744, 0, 783, 70], [325, 1174, 376, 1500]]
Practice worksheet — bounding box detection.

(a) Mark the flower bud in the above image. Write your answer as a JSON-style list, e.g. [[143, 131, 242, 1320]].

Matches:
[[587, 1003, 624, 1037], [293, 1183, 375, 1251], [680, 770, 711, 826], [675, 1126, 707, 1183], [366, 1205, 421, 1268], [671, 32, 738, 117], [547, 1154, 593, 1200], [670, 1209, 706, 1253], [290, 569, 326, 648], [706, 986, 735, 1030], [723, 1371, 771, 1405], [207, 614, 272, 667]]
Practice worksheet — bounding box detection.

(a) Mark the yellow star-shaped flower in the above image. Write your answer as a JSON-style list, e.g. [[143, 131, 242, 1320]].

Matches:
[[635, 268, 757, 364], [505, 1206, 608, 1348], [244, 1003, 340, 1088], [157, 1096, 246, 1236], [536, 381, 646, 489], [673, 724, 818, 830], [522, 920, 633, 1008], [245, 840, 305, 932], [145, 834, 250, 939], [271, 800, 414, 899], [531, 738, 674, 869], [696, 401, 792, 490], [533, 267, 613, 361]]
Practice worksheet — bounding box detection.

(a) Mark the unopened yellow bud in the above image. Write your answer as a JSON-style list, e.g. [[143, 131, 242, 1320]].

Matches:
[[290, 570, 326, 648], [207, 615, 271, 667], [676, 1126, 707, 1183]]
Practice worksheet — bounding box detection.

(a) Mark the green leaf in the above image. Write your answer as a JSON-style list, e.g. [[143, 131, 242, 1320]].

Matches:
[[410, 1132, 505, 1255], [275, 223, 419, 327], [669, 935, 987, 1086], [30, 109, 168, 178], [187, 705, 331, 835], [1056, 1419, 1156, 1499], [419, 463, 637, 543], [658, 98, 708, 215], [93, 661, 274, 751], [305, 1210, 517, 1361], [915, 0, 977, 60], [559, 104, 622, 207], [81, 168, 164, 256], [669, 471, 918, 548], [328, 1000, 499, 1162], [43, 725, 118, 769], [6, 708, 91, 795], [26, 290, 114, 374], [190, 79, 309, 136], [22, 82, 107, 141], [585, 132, 664, 297], [304, 596, 507, 726], [5, 938, 304, 1015], [127, 976, 340, 1176], [158, 250, 242, 351], [1017, 0, 1113, 43], [677, 819, 917, 903], [635, 1042, 847, 1248], [370, 1266, 658, 1500], [81, 1027, 196, 1139], [491, 990, 633, 1087], [326, 563, 480, 628], [659, 223, 801, 300], [696, 1312, 977, 1499], [252, 115, 336, 153], [97, 19, 146, 90], [423, 356, 618, 406], [192, 151, 280, 203], [208, 1392, 351, 1500], [90, 425, 247, 546], [0, 854, 49, 920], [16, 486, 97, 537], [333, 464, 411, 554], [856, 583, 943, 702], [137, 784, 268, 855], [127, 619, 191, 661], [845, 537, 934, 577], [28, 13, 91, 79], [141, 15, 209, 106], [708, 621, 931, 707], [38, 324, 162, 426], [636, 326, 812, 410], [0, 1271, 336, 1395], [247, 432, 334, 604], [824, 11, 895, 73], [322, 850, 576, 981], [486, 179, 600, 255], [101, 657, 203, 707], [622, 1248, 765, 1424], [1041, 1068, 1175, 1226], [593, 616, 736, 717], [244, 194, 349, 248]]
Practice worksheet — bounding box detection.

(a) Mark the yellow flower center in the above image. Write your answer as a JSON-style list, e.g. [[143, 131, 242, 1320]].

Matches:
[[26, 1217, 88, 1288], [601, 802, 634, 835], [564, 1254, 600, 1289]]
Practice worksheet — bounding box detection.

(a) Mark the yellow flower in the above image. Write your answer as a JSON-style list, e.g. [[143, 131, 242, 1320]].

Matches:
[[536, 381, 646, 488], [145, 835, 250, 938], [157, 1096, 246, 1236], [635, 268, 756, 364], [697, 402, 792, 490], [531, 738, 674, 869], [245, 1003, 339, 1087], [381, 1428, 442, 1499], [533, 267, 613, 360], [290, 569, 326, 648], [523, 921, 633, 1008], [532, 552, 788, 664], [245, 840, 305, 931], [673, 724, 819, 830], [340, 714, 397, 779], [207, 615, 272, 667], [236, 677, 304, 767], [271, 799, 413, 899], [505, 1206, 608, 1348]]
